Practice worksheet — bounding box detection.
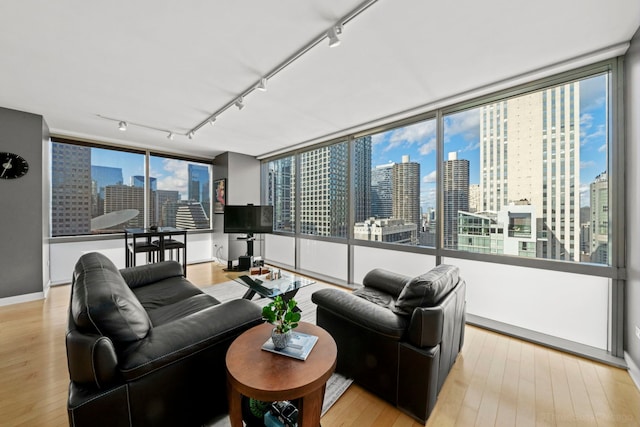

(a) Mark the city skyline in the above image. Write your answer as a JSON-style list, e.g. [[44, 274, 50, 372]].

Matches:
[[370, 74, 608, 212]]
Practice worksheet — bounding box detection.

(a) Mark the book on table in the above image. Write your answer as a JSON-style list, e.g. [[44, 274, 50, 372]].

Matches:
[[262, 331, 319, 361]]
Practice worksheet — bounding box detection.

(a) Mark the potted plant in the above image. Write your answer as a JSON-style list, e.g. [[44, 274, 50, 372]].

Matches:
[[262, 296, 301, 349]]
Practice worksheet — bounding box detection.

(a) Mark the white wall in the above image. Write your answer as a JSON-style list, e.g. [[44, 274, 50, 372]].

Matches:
[[264, 234, 295, 267], [443, 257, 609, 349], [299, 239, 348, 282], [50, 232, 214, 285]]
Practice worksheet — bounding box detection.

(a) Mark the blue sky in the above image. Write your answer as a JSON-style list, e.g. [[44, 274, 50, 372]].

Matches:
[[371, 74, 608, 211]]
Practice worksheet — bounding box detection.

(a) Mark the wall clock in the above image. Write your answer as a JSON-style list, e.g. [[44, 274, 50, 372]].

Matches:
[[0, 152, 29, 180]]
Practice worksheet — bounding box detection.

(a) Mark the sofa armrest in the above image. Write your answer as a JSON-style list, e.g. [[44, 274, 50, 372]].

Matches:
[[66, 329, 120, 389], [118, 299, 262, 380], [362, 268, 410, 298], [312, 288, 407, 340], [119, 261, 184, 289]]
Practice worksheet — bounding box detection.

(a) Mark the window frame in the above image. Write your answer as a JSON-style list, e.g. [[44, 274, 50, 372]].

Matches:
[[261, 58, 624, 281]]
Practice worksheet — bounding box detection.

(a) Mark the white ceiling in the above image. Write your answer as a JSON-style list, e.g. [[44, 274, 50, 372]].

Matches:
[[1, 1, 639, 160]]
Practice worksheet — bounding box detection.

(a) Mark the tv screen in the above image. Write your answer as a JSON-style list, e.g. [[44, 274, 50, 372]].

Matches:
[[223, 205, 274, 234]]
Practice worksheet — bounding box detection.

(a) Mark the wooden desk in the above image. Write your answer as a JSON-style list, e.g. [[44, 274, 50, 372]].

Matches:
[[124, 227, 187, 276], [226, 322, 337, 427]]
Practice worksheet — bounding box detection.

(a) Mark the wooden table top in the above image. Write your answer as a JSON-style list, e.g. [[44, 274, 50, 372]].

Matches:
[[225, 322, 337, 402]]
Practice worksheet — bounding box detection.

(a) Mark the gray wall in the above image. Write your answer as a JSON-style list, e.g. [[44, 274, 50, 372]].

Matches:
[[212, 152, 261, 263], [0, 107, 49, 299], [626, 27, 640, 382]]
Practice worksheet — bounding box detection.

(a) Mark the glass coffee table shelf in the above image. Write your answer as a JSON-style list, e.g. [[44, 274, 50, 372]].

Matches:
[[227, 268, 315, 303]]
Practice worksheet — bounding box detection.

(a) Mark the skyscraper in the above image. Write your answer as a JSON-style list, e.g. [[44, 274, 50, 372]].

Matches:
[[91, 165, 123, 217], [392, 155, 420, 244], [371, 163, 393, 219], [353, 136, 372, 222], [480, 82, 580, 261], [267, 157, 294, 232], [130, 175, 157, 191], [590, 172, 608, 264], [300, 143, 348, 237], [52, 143, 92, 236], [443, 152, 469, 248], [188, 164, 210, 216]]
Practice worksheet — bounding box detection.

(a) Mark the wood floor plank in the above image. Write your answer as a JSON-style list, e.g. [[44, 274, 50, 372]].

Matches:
[[1, 261, 640, 427]]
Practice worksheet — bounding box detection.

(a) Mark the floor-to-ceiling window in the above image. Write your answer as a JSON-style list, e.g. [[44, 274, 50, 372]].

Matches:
[[50, 138, 213, 236]]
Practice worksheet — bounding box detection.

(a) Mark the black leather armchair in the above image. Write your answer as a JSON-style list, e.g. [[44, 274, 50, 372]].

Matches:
[[311, 264, 466, 423], [66, 252, 263, 427]]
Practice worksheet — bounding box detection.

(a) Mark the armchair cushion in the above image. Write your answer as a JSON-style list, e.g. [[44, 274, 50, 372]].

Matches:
[[393, 264, 460, 315]]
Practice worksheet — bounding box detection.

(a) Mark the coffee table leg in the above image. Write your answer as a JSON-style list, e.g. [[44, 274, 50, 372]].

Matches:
[[227, 379, 243, 427], [298, 384, 326, 426]]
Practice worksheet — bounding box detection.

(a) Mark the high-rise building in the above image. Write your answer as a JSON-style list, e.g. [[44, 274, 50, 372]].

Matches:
[[267, 157, 295, 232], [104, 185, 154, 229], [443, 152, 469, 248], [392, 155, 420, 244], [353, 217, 415, 244], [590, 172, 608, 264], [468, 184, 480, 213], [156, 190, 180, 227], [299, 143, 348, 237], [175, 201, 209, 229], [479, 83, 580, 261], [371, 163, 393, 219], [353, 137, 372, 222], [91, 165, 123, 217], [52, 143, 92, 236], [188, 164, 210, 217], [130, 175, 157, 191]]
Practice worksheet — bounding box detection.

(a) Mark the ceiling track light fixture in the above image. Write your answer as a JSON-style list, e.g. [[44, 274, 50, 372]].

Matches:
[[188, 131, 195, 139], [98, 115, 181, 140], [208, 118, 216, 126], [186, 0, 379, 138], [327, 25, 343, 47]]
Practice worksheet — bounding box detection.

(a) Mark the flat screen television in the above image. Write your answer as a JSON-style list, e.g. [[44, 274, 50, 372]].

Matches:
[[223, 205, 274, 234]]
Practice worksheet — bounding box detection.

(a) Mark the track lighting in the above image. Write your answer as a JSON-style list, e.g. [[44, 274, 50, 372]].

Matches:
[[185, 0, 378, 139], [327, 25, 342, 47], [208, 118, 216, 126], [188, 131, 195, 139], [167, 132, 174, 140], [118, 121, 127, 131]]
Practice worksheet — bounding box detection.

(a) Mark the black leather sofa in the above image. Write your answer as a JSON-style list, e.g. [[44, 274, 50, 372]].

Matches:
[[66, 252, 263, 427], [311, 264, 466, 423]]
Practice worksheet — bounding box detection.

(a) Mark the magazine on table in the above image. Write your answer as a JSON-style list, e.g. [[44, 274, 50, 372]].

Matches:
[[262, 331, 319, 360]]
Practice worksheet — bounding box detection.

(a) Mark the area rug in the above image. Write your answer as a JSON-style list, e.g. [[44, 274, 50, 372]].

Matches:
[[202, 280, 353, 425]]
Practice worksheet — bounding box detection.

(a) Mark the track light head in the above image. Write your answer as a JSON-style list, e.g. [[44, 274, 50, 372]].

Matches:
[[208, 118, 216, 126], [235, 97, 245, 110], [167, 132, 174, 140], [118, 121, 127, 131], [327, 25, 342, 47], [188, 131, 195, 139], [257, 78, 267, 91]]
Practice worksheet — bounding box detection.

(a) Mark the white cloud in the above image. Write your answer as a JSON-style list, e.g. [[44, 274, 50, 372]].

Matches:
[[377, 120, 436, 153], [579, 183, 590, 207], [444, 109, 480, 143], [419, 137, 437, 156], [156, 159, 188, 198], [598, 144, 606, 153], [423, 170, 437, 183], [581, 160, 596, 169], [579, 76, 607, 112]]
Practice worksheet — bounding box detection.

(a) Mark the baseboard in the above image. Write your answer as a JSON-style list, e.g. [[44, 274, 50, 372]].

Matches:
[[0, 291, 45, 307], [625, 352, 640, 392]]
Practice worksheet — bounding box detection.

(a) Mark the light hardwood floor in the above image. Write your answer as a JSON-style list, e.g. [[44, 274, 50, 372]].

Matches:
[[1, 261, 639, 426]]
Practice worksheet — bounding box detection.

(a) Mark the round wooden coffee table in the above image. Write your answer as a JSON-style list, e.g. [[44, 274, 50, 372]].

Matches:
[[226, 322, 337, 427]]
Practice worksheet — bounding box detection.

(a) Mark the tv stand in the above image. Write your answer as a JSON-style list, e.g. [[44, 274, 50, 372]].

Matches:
[[236, 233, 255, 271]]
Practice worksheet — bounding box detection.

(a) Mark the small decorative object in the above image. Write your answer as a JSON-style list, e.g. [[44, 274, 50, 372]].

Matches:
[[0, 152, 29, 180], [262, 296, 301, 350]]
